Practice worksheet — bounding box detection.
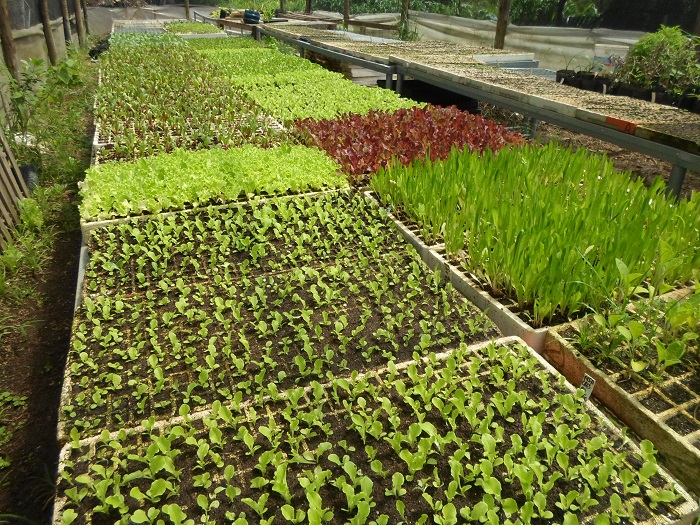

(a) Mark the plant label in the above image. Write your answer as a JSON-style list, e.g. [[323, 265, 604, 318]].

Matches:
[[580, 374, 596, 401]]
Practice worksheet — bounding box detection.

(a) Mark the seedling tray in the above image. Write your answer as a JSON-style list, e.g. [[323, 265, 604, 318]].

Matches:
[[54, 337, 697, 524], [366, 192, 547, 350], [61, 191, 499, 439], [544, 328, 700, 497]]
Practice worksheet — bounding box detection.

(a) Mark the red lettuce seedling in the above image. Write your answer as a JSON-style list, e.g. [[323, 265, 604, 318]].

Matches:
[[294, 104, 526, 183]]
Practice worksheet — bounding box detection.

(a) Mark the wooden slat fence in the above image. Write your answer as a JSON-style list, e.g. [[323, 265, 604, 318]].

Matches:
[[0, 127, 29, 250]]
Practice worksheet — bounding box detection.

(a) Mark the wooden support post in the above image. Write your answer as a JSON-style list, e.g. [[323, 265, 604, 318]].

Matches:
[[39, 0, 59, 65], [60, 0, 72, 43], [526, 117, 539, 138], [494, 0, 511, 50], [343, 0, 349, 29], [81, 0, 90, 35], [305, 0, 311, 14], [400, 0, 409, 36], [0, 0, 19, 81], [73, 0, 86, 47], [185, 0, 191, 21]]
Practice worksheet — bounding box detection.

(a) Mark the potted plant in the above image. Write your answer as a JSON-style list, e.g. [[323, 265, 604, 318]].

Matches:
[[612, 25, 700, 108]]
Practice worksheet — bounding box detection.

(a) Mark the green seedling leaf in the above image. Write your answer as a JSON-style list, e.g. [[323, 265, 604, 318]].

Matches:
[[631, 360, 649, 372], [60, 509, 78, 525]]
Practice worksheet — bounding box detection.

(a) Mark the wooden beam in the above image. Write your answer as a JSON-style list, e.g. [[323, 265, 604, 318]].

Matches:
[[39, 0, 59, 65], [80, 0, 90, 35], [494, 0, 512, 49], [73, 0, 86, 47], [59, 0, 72, 43], [0, 0, 19, 81]]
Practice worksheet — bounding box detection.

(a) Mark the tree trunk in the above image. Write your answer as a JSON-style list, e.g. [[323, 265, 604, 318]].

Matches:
[[185, 0, 191, 21], [39, 0, 59, 65], [494, 0, 512, 49], [554, 0, 567, 25], [694, 1, 700, 37], [0, 0, 19, 81], [81, 0, 90, 35], [73, 0, 86, 47], [305, 0, 311, 14], [343, 0, 349, 28], [400, 0, 409, 29], [60, 0, 72, 43], [279, 0, 286, 13]]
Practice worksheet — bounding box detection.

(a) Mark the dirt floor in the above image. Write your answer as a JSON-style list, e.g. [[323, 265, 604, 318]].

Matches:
[[0, 226, 81, 524], [0, 105, 698, 523]]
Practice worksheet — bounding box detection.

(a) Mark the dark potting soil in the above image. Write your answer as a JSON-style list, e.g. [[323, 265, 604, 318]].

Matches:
[[681, 375, 700, 396], [640, 392, 673, 414], [665, 413, 700, 436], [661, 383, 695, 405], [617, 375, 649, 395]]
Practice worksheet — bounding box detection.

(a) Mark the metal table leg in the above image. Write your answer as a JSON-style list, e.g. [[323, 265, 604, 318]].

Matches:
[[666, 164, 687, 200]]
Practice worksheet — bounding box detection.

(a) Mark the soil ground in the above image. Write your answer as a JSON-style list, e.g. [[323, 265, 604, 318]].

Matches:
[[0, 228, 81, 524]]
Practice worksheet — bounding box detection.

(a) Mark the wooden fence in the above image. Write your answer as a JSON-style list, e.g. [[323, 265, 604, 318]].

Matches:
[[0, 127, 29, 250]]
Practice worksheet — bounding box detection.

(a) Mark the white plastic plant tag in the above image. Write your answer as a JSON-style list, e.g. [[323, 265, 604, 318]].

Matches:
[[580, 374, 596, 401]]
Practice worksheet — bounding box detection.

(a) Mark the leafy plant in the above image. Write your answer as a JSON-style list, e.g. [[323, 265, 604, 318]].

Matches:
[[80, 145, 346, 221], [572, 287, 699, 387], [616, 26, 700, 94], [232, 69, 420, 123], [372, 143, 700, 324], [94, 33, 283, 162], [164, 21, 222, 34], [294, 105, 525, 183]]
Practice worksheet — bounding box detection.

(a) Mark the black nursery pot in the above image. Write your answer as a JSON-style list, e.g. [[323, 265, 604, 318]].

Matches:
[[555, 69, 575, 84], [576, 71, 596, 91], [610, 81, 652, 101], [679, 90, 700, 114], [594, 76, 612, 94]]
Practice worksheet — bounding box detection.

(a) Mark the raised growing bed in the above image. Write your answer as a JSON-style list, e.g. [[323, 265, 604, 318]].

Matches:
[[93, 33, 284, 163], [230, 68, 420, 123], [365, 192, 548, 350], [387, 55, 700, 157], [80, 145, 346, 223], [293, 104, 526, 184]]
